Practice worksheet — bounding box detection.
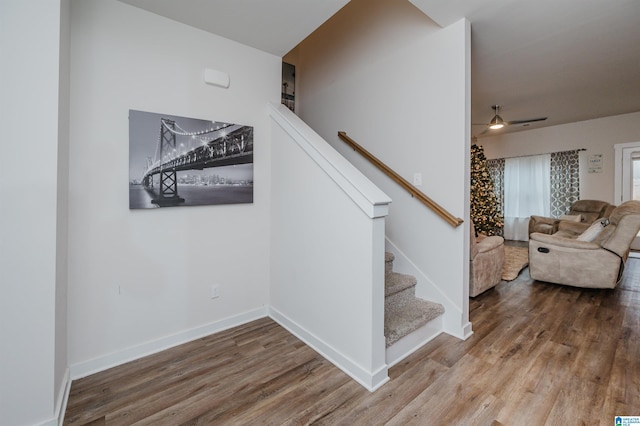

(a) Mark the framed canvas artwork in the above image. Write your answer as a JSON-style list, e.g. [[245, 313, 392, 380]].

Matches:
[[129, 109, 253, 209]]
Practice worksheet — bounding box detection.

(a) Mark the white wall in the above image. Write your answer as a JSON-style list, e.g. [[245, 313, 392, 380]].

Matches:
[[480, 111, 640, 205], [285, 0, 471, 337], [1, 1, 69, 425], [68, 0, 279, 375]]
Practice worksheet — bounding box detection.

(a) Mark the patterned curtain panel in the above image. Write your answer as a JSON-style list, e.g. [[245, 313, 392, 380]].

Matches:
[[486, 158, 505, 235], [550, 150, 580, 217], [486, 158, 505, 215]]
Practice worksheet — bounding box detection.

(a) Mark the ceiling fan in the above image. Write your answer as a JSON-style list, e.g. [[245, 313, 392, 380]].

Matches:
[[475, 105, 547, 134]]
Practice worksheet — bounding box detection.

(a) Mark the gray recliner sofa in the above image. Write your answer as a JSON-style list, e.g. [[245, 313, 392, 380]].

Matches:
[[529, 200, 640, 289]]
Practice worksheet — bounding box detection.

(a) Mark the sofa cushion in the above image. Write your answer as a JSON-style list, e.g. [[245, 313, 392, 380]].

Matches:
[[559, 214, 582, 222], [577, 218, 609, 242], [536, 223, 555, 234]]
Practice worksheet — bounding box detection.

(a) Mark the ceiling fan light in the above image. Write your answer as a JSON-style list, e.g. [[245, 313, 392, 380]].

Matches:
[[489, 114, 504, 129]]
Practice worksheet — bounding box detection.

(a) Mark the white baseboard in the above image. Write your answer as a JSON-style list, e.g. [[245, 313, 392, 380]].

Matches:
[[56, 368, 71, 426], [445, 320, 474, 340], [38, 417, 58, 426], [462, 321, 474, 339], [34, 368, 70, 426], [268, 306, 389, 392], [69, 307, 268, 380], [68, 305, 392, 398]]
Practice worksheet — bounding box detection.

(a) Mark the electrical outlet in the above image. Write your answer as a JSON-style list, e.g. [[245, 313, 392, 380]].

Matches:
[[211, 285, 220, 299], [413, 172, 423, 186]]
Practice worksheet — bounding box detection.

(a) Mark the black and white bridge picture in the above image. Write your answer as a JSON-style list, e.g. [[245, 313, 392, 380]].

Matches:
[[129, 110, 253, 209]]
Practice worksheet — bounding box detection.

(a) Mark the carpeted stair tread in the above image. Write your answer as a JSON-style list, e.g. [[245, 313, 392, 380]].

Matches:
[[384, 298, 445, 347], [385, 271, 417, 297], [384, 250, 445, 350]]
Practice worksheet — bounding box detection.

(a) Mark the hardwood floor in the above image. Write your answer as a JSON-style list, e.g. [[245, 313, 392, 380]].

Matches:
[[64, 260, 640, 425]]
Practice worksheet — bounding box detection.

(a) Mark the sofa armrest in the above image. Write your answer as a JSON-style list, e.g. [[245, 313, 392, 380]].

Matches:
[[529, 215, 558, 235], [529, 232, 600, 250], [476, 236, 504, 254], [602, 214, 640, 258]]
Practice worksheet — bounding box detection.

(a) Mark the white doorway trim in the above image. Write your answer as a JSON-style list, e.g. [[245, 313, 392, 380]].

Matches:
[[614, 141, 640, 257], [614, 141, 640, 204]]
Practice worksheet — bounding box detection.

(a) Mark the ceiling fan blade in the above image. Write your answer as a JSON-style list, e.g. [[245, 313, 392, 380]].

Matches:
[[475, 106, 548, 132], [505, 117, 548, 125]]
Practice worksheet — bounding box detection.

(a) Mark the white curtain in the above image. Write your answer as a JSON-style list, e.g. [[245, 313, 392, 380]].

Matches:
[[504, 154, 551, 241]]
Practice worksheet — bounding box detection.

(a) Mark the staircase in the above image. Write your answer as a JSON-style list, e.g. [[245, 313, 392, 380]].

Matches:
[[384, 252, 444, 367]]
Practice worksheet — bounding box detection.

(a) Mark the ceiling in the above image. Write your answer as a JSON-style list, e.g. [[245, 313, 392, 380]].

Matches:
[[119, 0, 640, 138]]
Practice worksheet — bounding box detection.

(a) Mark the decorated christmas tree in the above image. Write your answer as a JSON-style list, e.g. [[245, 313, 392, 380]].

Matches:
[[470, 144, 503, 236]]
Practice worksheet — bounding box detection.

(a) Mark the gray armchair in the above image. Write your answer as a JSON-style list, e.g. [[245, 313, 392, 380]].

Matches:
[[470, 222, 505, 297], [529, 201, 640, 289]]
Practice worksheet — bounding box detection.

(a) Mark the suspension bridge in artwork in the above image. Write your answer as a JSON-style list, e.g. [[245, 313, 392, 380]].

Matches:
[[141, 118, 253, 206]]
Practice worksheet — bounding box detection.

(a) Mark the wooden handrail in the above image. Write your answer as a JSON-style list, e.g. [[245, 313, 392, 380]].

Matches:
[[338, 131, 463, 228]]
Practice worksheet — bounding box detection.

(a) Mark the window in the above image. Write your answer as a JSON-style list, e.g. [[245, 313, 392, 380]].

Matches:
[[503, 154, 550, 241], [488, 149, 581, 241]]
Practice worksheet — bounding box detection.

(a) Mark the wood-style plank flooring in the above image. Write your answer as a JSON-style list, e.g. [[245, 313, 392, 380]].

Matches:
[[64, 259, 640, 425]]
